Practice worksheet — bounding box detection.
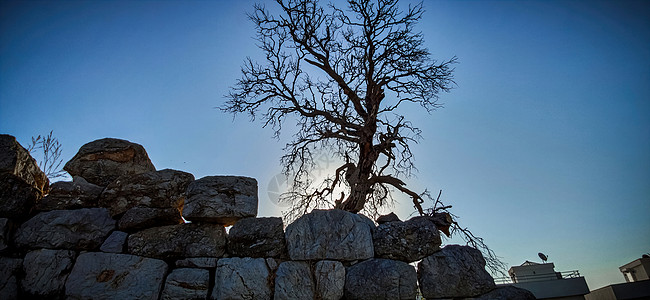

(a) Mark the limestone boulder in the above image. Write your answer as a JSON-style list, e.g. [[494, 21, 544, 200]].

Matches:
[[472, 286, 536, 300], [35, 177, 103, 211], [0, 218, 11, 252], [285, 209, 374, 261], [228, 217, 286, 258], [0, 134, 49, 193], [429, 212, 454, 237], [21, 249, 76, 298], [274, 261, 315, 300], [0, 257, 22, 300], [128, 223, 226, 259], [161, 268, 210, 300], [100, 231, 128, 253], [118, 207, 183, 231], [0, 173, 41, 220], [418, 245, 496, 298], [344, 258, 417, 300], [63, 138, 156, 186], [314, 260, 345, 300], [65, 252, 168, 300], [376, 212, 401, 224], [212, 257, 273, 300], [373, 216, 442, 262], [14, 208, 116, 250], [99, 168, 194, 217], [183, 176, 257, 225]]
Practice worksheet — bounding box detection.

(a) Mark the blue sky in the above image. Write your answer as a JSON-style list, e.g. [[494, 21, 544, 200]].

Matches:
[[1, 0, 648, 290]]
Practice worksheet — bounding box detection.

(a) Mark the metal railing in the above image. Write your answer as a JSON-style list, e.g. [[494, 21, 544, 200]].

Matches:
[[494, 270, 582, 284]]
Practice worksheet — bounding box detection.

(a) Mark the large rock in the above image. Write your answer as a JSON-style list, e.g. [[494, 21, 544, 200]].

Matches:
[[118, 207, 183, 231], [212, 257, 273, 300], [274, 261, 315, 300], [314, 260, 345, 300], [65, 252, 168, 300], [21, 249, 76, 298], [183, 176, 257, 225], [161, 268, 210, 300], [63, 138, 156, 187], [0, 257, 22, 300], [373, 216, 442, 262], [285, 209, 374, 261], [99, 169, 194, 217], [344, 258, 417, 300], [0, 173, 42, 220], [228, 217, 286, 258], [100, 231, 128, 253], [472, 286, 536, 300], [14, 208, 116, 250], [376, 212, 401, 224], [0, 218, 11, 252], [128, 223, 226, 259], [0, 134, 49, 193], [418, 245, 496, 298], [35, 177, 103, 211], [429, 212, 454, 237]]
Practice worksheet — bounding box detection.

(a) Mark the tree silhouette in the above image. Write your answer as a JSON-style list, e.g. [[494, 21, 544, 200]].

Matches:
[[224, 0, 456, 219]]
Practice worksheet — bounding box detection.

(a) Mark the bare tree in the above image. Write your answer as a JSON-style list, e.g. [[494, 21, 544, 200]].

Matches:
[[224, 0, 456, 219], [28, 130, 67, 181], [225, 0, 507, 276]]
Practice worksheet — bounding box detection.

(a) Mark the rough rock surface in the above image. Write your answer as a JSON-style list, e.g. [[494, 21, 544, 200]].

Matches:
[[118, 207, 183, 231], [128, 223, 226, 259], [63, 138, 156, 187], [99, 169, 194, 217], [430, 212, 454, 237], [175, 257, 219, 269], [183, 176, 258, 225], [314, 260, 345, 300], [228, 217, 286, 258], [373, 216, 442, 262], [100, 231, 128, 253], [65, 252, 168, 300], [161, 268, 210, 300], [285, 209, 374, 261], [0, 173, 42, 220], [376, 212, 401, 224], [14, 208, 116, 250], [418, 245, 496, 298], [266, 257, 279, 271], [274, 261, 315, 300], [0, 218, 11, 252], [344, 258, 417, 300], [21, 249, 76, 297], [212, 257, 272, 300], [0, 257, 22, 299], [35, 178, 103, 211], [0, 134, 49, 193], [472, 286, 536, 300]]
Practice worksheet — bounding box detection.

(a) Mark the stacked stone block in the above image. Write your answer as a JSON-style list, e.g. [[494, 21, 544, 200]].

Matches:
[[0, 135, 535, 300]]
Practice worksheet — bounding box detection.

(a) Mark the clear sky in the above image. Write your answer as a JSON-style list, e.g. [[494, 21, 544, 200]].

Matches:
[[1, 0, 648, 291]]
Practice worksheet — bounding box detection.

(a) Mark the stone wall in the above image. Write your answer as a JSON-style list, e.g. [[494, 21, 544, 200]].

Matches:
[[0, 135, 535, 300]]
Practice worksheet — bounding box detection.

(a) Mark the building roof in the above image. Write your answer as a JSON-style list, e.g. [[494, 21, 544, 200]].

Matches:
[[619, 256, 650, 271]]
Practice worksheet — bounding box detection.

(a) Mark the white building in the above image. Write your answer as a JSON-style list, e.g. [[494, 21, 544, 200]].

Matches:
[[620, 256, 650, 283], [498, 261, 590, 300], [585, 255, 650, 300]]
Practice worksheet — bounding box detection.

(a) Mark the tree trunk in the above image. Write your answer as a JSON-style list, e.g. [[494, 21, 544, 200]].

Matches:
[[336, 140, 377, 213]]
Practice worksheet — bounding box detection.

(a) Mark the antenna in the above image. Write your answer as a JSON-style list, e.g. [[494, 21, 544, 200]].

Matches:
[[538, 252, 548, 263]]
